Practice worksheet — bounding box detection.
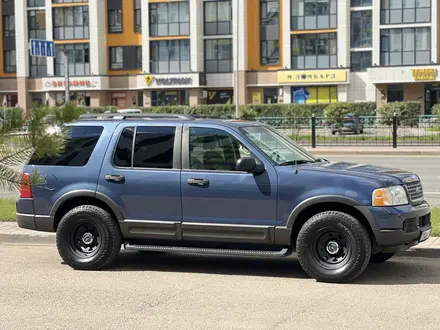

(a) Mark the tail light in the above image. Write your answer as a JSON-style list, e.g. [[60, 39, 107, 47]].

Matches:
[[19, 173, 32, 199]]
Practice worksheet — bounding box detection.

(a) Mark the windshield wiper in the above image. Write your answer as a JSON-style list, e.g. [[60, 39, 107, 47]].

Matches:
[[279, 160, 313, 166]]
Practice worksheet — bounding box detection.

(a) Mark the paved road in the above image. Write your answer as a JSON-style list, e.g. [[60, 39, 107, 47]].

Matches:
[[322, 155, 440, 206], [2, 156, 439, 205], [1, 245, 440, 330]]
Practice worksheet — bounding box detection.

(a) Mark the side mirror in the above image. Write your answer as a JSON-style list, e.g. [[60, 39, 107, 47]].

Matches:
[[236, 157, 265, 174]]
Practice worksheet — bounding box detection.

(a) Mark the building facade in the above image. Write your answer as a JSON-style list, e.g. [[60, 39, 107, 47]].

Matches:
[[0, 0, 438, 113]]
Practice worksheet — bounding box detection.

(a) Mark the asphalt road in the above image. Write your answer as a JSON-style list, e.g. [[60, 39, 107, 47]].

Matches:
[[1, 245, 440, 330], [1, 156, 439, 205]]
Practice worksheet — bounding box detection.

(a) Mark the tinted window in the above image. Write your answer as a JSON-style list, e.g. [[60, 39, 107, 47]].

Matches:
[[189, 128, 252, 171], [28, 126, 103, 166], [133, 126, 175, 169], [113, 127, 134, 167]]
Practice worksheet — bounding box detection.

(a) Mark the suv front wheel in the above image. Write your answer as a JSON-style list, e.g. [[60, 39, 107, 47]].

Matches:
[[296, 211, 371, 283], [56, 205, 122, 270]]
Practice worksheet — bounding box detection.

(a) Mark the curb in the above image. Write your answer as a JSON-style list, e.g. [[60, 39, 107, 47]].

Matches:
[[304, 148, 440, 156]]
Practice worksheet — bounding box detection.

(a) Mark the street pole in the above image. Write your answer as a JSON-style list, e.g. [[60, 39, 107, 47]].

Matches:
[[64, 50, 69, 104], [235, 0, 239, 119]]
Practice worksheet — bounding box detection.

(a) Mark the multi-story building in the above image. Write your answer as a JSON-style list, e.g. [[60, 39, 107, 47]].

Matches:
[[0, 0, 438, 113]]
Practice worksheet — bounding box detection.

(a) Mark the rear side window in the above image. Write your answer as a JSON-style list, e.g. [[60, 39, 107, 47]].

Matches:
[[113, 126, 176, 169], [28, 126, 103, 166]]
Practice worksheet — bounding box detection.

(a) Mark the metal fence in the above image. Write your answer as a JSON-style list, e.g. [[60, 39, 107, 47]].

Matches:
[[256, 115, 440, 148]]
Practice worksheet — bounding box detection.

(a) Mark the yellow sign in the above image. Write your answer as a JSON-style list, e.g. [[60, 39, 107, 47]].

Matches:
[[277, 70, 347, 84], [208, 91, 216, 100], [412, 68, 437, 81], [252, 92, 261, 104], [144, 75, 154, 86]]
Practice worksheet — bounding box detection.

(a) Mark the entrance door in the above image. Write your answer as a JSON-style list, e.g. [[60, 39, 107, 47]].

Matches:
[[180, 125, 278, 245]]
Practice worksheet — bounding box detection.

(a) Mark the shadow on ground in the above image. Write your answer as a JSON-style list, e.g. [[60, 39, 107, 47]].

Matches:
[[101, 251, 440, 285]]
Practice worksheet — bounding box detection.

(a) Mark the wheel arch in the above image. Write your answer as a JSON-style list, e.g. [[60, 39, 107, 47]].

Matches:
[[51, 190, 123, 231]]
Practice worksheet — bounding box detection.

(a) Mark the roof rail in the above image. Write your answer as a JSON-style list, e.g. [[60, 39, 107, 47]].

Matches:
[[78, 113, 196, 120]]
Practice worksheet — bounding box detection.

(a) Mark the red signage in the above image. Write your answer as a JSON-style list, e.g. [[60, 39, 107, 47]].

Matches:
[[44, 80, 98, 88]]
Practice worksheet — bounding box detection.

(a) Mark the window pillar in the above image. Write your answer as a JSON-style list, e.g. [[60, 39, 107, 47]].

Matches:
[[337, 0, 350, 67]]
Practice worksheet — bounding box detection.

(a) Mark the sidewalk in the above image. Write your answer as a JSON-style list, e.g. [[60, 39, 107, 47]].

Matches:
[[1, 222, 439, 258], [304, 147, 440, 156]]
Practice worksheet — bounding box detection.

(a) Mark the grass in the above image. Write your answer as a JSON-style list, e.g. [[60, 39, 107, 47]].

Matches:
[[426, 126, 440, 132], [0, 198, 439, 236], [0, 199, 17, 221]]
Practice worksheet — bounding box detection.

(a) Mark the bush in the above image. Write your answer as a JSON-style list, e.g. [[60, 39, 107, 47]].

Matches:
[[432, 104, 440, 116], [325, 102, 376, 124], [377, 101, 421, 126]]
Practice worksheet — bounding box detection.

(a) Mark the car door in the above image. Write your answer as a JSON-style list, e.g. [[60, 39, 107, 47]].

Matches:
[[97, 122, 183, 241], [180, 124, 278, 246]]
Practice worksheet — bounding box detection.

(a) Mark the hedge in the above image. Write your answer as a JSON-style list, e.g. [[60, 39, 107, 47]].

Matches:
[[432, 104, 440, 116], [377, 101, 421, 126]]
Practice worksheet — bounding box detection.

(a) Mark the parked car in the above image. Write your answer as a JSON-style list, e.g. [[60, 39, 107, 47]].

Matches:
[[16, 113, 431, 283], [331, 114, 364, 135]]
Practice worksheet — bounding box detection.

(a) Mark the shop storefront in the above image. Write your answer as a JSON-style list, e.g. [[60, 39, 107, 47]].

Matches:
[[291, 86, 337, 104], [151, 90, 190, 106], [206, 90, 233, 104]]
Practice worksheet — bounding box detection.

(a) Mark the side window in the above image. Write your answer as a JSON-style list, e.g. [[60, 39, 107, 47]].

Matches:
[[133, 126, 176, 169], [28, 126, 103, 166], [189, 127, 252, 171], [113, 127, 134, 167]]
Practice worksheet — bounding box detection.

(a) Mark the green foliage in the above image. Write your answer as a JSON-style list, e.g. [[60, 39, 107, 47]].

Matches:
[[52, 103, 85, 124], [377, 101, 421, 126], [324, 102, 376, 124], [432, 104, 440, 116]]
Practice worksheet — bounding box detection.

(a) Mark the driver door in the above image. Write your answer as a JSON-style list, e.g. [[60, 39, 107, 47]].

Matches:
[[180, 125, 278, 245]]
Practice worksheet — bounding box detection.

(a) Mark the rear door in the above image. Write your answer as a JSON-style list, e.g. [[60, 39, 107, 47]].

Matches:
[[97, 122, 183, 241]]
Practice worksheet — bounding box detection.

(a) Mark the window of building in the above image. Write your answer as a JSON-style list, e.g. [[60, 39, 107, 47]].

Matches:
[[189, 127, 252, 172], [108, 9, 123, 33], [53, 6, 89, 40], [205, 39, 233, 73], [204, 0, 232, 35], [149, 1, 189, 36], [30, 56, 47, 77], [351, 0, 371, 6], [291, 33, 337, 69], [292, 86, 337, 104], [351, 51, 371, 71], [260, 0, 280, 65], [52, 0, 89, 3], [133, 126, 176, 169], [134, 0, 141, 33], [109, 46, 142, 70], [28, 0, 45, 6], [380, 27, 430, 66], [152, 90, 189, 106], [351, 11, 371, 48], [381, 0, 430, 24], [55, 43, 90, 76], [3, 15, 15, 37], [387, 84, 404, 102], [291, 0, 337, 30], [28, 10, 46, 39], [150, 39, 190, 73], [4, 50, 16, 73], [28, 126, 103, 167]]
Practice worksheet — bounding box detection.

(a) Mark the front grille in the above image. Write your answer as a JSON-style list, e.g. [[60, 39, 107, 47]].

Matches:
[[403, 218, 418, 232], [406, 181, 424, 203]]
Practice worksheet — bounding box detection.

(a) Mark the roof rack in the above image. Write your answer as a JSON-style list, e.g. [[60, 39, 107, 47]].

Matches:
[[78, 113, 196, 121]]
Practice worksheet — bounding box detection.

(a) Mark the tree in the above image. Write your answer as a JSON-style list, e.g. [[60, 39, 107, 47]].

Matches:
[[0, 106, 67, 192]]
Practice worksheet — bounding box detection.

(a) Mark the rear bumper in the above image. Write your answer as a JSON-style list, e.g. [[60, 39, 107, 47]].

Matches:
[[371, 201, 431, 253], [16, 213, 55, 232]]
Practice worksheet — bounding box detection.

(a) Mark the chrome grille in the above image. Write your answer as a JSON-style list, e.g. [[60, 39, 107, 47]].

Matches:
[[406, 181, 424, 202]]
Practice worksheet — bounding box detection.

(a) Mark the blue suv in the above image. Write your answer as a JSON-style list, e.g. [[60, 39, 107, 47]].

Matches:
[[16, 113, 432, 283]]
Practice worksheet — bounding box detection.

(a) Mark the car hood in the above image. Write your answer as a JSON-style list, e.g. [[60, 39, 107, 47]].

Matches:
[[301, 160, 419, 186]]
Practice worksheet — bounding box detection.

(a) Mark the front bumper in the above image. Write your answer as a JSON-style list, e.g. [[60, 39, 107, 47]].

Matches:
[[370, 201, 431, 253]]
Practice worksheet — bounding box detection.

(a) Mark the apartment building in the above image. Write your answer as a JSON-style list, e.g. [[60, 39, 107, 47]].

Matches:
[[0, 0, 438, 113]]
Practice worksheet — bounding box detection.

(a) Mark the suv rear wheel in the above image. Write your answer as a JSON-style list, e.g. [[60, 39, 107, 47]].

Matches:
[[296, 211, 371, 283], [56, 205, 122, 270]]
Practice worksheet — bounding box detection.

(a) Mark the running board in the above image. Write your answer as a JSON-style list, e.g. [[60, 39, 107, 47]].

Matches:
[[124, 243, 291, 258]]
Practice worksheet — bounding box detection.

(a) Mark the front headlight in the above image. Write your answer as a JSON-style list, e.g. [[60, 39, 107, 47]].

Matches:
[[372, 185, 409, 207]]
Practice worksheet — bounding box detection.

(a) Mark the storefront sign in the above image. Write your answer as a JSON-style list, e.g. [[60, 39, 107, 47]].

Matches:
[[44, 79, 98, 88], [277, 70, 347, 84], [252, 92, 261, 104], [143, 75, 192, 86], [412, 68, 437, 81]]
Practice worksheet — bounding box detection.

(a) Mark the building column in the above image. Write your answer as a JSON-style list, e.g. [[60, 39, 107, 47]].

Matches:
[[190, 0, 203, 72], [232, 0, 247, 104], [371, 0, 381, 66], [189, 89, 202, 106], [141, 0, 150, 74], [143, 90, 152, 107], [337, 0, 350, 67], [282, 86, 291, 104], [45, 0, 54, 76], [89, 0, 107, 75], [431, 0, 438, 64], [337, 85, 348, 102], [282, 0, 291, 69]]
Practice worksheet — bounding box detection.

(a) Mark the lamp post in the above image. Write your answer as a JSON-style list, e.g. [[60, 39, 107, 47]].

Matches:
[[234, 0, 239, 119], [64, 50, 69, 104]]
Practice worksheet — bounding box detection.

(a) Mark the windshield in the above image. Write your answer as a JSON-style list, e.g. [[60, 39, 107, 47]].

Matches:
[[240, 125, 317, 165]]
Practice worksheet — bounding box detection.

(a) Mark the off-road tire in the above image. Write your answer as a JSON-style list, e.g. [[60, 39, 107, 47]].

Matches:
[[370, 252, 395, 263], [56, 205, 122, 270], [296, 211, 371, 283]]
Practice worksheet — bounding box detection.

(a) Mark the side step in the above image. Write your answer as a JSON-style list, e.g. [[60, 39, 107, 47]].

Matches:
[[124, 243, 291, 258]]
